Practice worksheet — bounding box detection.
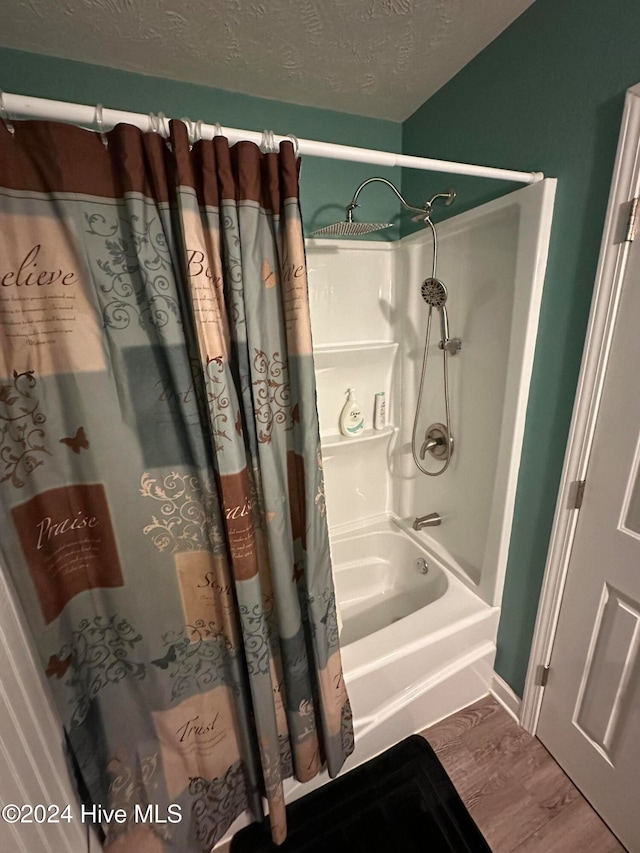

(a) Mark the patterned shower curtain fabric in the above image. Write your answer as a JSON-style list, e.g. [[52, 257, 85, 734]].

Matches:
[[0, 119, 353, 851]]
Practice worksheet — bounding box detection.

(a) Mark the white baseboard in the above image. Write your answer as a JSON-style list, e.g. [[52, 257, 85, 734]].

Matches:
[[490, 672, 522, 722]]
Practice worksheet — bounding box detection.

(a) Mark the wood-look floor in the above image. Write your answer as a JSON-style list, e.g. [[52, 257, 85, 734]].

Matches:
[[422, 696, 627, 853]]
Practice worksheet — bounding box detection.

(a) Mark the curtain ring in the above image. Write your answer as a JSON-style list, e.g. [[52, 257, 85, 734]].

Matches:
[[213, 122, 222, 137], [195, 120, 204, 142], [159, 112, 171, 138], [148, 112, 169, 137], [0, 90, 15, 137], [148, 112, 172, 150], [95, 103, 108, 148], [286, 133, 300, 158], [261, 129, 277, 154], [182, 117, 196, 150], [156, 111, 172, 151]]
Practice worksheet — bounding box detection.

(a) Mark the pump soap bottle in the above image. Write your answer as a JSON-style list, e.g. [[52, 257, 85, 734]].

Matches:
[[339, 388, 365, 437]]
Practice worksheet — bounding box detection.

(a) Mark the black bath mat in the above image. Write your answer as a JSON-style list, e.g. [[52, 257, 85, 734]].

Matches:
[[230, 735, 492, 853]]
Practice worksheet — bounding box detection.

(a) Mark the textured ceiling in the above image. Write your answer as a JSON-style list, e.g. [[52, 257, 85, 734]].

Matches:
[[0, 0, 535, 121]]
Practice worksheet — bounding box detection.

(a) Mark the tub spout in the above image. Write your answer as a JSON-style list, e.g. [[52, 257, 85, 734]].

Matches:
[[412, 512, 441, 531]]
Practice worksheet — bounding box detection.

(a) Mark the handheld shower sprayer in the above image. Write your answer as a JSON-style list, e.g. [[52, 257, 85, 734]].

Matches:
[[411, 200, 462, 478], [421, 278, 450, 346]]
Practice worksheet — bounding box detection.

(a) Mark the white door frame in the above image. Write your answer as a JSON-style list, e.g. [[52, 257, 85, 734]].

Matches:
[[0, 560, 89, 851], [521, 82, 640, 733]]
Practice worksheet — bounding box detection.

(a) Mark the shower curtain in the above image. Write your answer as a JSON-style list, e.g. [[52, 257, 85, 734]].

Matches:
[[0, 118, 353, 851]]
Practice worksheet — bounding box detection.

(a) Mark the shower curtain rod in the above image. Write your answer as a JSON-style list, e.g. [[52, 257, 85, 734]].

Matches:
[[1, 91, 544, 185]]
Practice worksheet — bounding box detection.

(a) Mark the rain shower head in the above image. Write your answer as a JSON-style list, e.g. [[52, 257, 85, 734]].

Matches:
[[311, 219, 393, 237], [310, 177, 456, 239]]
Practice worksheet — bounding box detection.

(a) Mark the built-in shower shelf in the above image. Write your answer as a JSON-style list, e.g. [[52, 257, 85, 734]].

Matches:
[[321, 426, 397, 450], [314, 341, 398, 442], [313, 341, 398, 362]]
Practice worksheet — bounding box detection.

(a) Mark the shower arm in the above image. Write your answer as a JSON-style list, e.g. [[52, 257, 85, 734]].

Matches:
[[346, 177, 455, 223]]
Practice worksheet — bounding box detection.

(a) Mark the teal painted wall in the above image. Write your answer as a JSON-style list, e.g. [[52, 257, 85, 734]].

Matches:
[[0, 47, 402, 237], [403, 0, 640, 696]]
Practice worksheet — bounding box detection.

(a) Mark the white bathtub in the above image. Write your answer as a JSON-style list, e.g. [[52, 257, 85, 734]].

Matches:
[[218, 516, 500, 848], [332, 529, 449, 645], [281, 516, 500, 803]]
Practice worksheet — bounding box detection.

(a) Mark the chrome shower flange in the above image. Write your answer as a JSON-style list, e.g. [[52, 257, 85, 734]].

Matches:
[[423, 423, 454, 460]]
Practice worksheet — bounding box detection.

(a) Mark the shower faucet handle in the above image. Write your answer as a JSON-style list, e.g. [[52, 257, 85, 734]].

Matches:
[[419, 436, 442, 459], [419, 424, 454, 462]]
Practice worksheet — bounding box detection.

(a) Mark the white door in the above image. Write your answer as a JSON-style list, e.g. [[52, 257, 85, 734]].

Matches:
[[536, 229, 640, 851]]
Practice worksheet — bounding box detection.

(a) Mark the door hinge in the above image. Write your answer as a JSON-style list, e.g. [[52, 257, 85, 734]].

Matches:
[[536, 664, 550, 687], [625, 196, 639, 242], [572, 479, 586, 509]]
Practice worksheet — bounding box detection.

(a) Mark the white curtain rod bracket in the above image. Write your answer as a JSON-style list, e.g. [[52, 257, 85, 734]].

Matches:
[[0, 92, 544, 185]]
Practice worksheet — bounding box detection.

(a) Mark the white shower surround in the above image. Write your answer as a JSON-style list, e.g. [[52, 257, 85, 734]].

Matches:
[[308, 178, 555, 757], [395, 182, 558, 606], [309, 179, 556, 597]]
